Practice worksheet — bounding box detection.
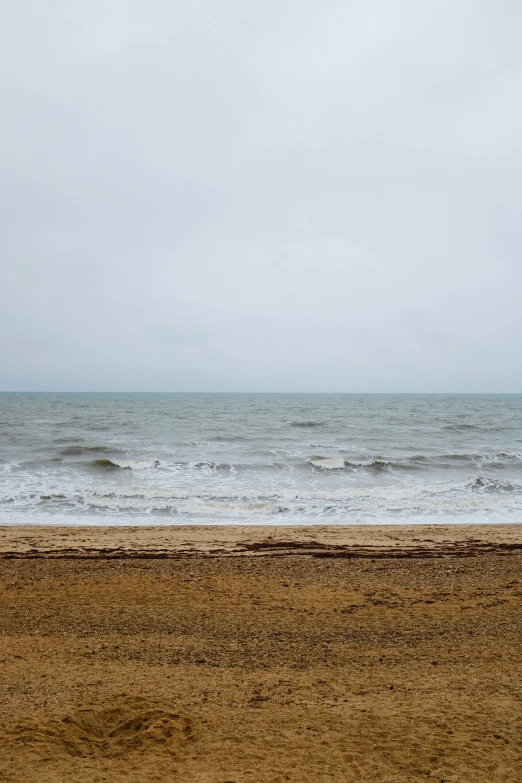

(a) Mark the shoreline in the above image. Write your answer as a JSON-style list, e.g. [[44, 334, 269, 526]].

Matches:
[[1, 523, 521, 559]]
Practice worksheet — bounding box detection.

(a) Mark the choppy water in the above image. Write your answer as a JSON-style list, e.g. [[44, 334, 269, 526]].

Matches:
[[1, 393, 522, 525]]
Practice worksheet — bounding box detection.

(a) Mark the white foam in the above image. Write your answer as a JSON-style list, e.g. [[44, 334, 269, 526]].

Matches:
[[309, 457, 345, 470], [111, 459, 159, 470]]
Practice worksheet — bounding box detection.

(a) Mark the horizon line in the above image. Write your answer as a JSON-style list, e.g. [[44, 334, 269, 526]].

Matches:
[[1, 390, 521, 395]]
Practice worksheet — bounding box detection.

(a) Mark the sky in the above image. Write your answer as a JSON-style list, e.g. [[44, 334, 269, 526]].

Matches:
[[1, 0, 522, 392]]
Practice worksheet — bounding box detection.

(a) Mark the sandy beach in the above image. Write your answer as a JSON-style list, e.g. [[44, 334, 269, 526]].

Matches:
[[1, 524, 521, 782]]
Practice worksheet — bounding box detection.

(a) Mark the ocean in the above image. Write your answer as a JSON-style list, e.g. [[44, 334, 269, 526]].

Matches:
[[1, 392, 521, 526]]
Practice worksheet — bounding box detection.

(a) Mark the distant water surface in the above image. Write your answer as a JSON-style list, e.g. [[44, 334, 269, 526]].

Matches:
[[1, 393, 521, 525]]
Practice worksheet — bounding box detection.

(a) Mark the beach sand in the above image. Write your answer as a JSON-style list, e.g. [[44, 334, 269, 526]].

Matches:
[[1, 524, 521, 782]]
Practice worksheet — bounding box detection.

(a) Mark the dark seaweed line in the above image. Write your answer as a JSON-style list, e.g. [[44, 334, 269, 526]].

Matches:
[[1, 540, 522, 560]]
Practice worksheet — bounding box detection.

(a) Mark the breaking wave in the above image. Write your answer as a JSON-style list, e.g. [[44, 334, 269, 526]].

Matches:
[[309, 456, 346, 470], [307, 452, 522, 472], [309, 456, 399, 471], [85, 452, 521, 476], [465, 476, 520, 493], [90, 458, 160, 470], [437, 452, 522, 466]]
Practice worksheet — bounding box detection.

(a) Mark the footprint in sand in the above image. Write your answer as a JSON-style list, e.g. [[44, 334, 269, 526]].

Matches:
[[1, 695, 194, 759]]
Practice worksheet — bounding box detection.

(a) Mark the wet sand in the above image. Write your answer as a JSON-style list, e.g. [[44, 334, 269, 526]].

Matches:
[[1, 524, 521, 782]]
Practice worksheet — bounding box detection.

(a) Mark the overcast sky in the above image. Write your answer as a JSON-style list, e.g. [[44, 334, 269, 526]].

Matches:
[[1, 1, 521, 392]]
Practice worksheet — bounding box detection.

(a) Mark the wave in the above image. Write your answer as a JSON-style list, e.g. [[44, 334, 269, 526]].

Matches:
[[346, 458, 394, 471], [480, 452, 522, 465], [289, 421, 324, 428], [60, 445, 119, 456], [91, 459, 126, 470], [12, 449, 522, 479], [307, 451, 522, 473], [438, 452, 522, 465], [90, 458, 160, 470], [465, 476, 520, 493], [309, 456, 394, 471], [84, 459, 286, 475], [172, 460, 288, 474], [309, 456, 346, 470], [193, 461, 235, 472]]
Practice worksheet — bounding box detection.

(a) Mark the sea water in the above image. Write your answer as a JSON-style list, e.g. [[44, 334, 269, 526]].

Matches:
[[1, 393, 521, 525]]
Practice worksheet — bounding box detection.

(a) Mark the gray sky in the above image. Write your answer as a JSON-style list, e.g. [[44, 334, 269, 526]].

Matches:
[[1, 0, 521, 392]]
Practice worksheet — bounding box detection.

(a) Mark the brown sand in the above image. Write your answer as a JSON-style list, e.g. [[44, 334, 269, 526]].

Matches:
[[0, 524, 521, 782]]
